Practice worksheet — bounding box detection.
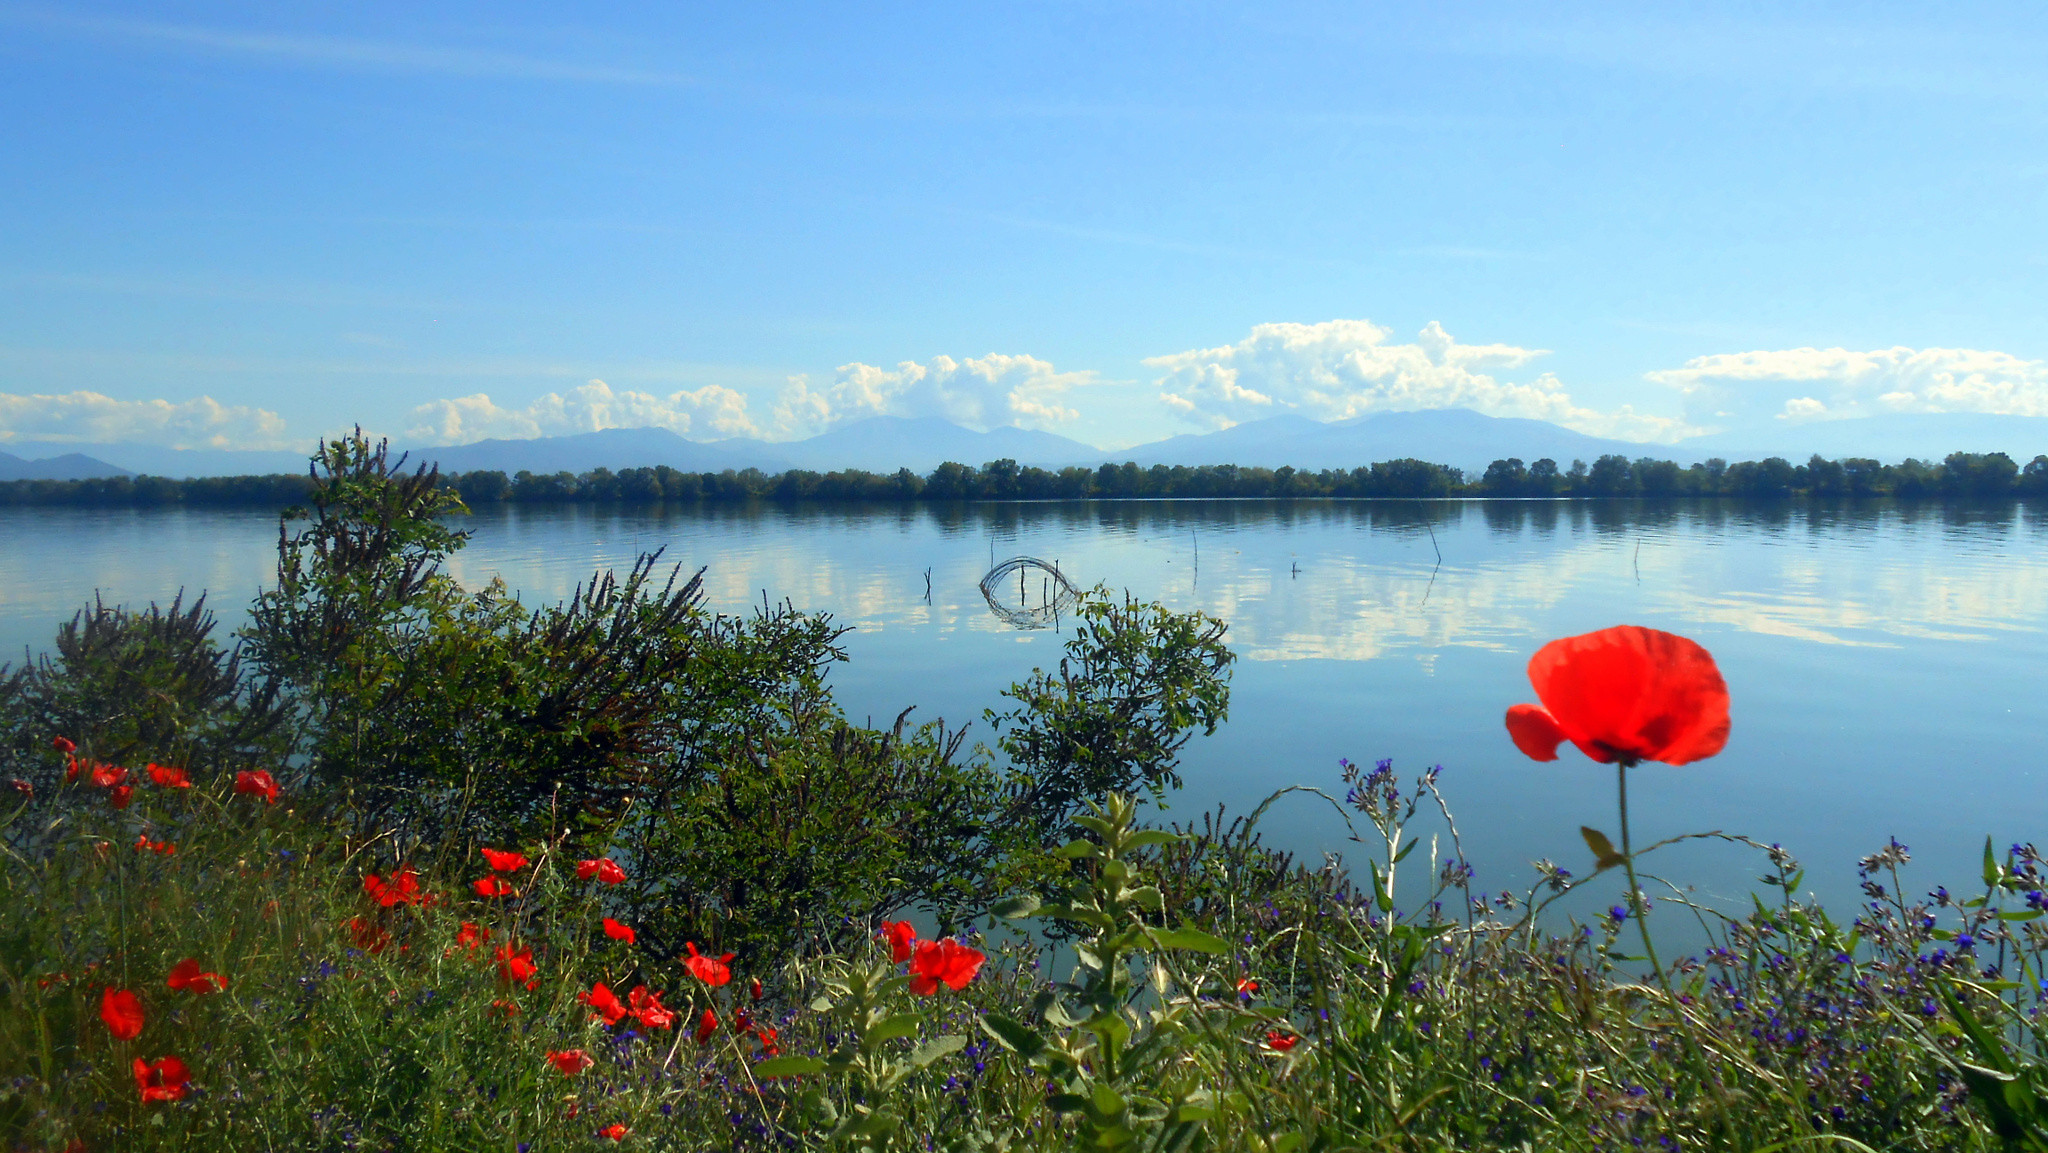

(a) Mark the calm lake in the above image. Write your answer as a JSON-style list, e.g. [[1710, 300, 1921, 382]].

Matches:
[[4, 498, 2045, 928]]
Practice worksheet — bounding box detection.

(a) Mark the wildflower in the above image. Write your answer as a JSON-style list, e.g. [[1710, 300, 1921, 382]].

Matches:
[[479, 846, 527, 872], [90, 764, 128, 789], [1264, 1030, 1300, 1052], [753, 1024, 780, 1056], [579, 982, 628, 1026], [53, 736, 76, 754], [602, 918, 635, 944], [576, 857, 627, 885], [472, 877, 516, 898], [8, 779, 29, 798], [497, 944, 538, 990], [491, 999, 521, 1018], [547, 1048, 594, 1075], [363, 867, 430, 908], [166, 959, 227, 995], [750, 976, 763, 1001], [908, 938, 986, 995], [628, 985, 675, 1030], [349, 917, 392, 954], [1503, 625, 1730, 766], [133, 835, 175, 855], [1609, 905, 1630, 924], [694, 1008, 718, 1045], [455, 922, 490, 951], [145, 762, 191, 788], [684, 942, 734, 987], [601, 1124, 628, 1141], [101, 987, 144, 1040], [234, 769, 281, 803], [1236, 977, 1259, 999], [881, 920, 917, 962], [133, 1055, 191, 1103], [107, 785, 134, 809]]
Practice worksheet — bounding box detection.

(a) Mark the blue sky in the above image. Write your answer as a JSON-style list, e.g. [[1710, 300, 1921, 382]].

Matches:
[[2, 2, 2045, 452]]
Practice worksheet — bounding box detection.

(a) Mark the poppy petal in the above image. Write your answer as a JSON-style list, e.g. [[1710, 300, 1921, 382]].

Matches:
[[1504, 704, 1568, 762]]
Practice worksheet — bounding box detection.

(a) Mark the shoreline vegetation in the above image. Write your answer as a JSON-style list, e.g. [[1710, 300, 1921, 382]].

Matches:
[[8, 434, 2048, 1150], [2, 449, 2046, 508]]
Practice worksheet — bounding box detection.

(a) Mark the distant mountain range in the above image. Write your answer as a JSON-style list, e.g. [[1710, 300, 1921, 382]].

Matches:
[[7, 409, 2046, 482]]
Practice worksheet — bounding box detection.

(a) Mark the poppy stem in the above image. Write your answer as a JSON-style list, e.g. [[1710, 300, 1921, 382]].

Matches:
[[1616, 762, 1664, 985]]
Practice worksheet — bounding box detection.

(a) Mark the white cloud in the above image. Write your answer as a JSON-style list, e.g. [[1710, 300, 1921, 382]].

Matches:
[[773, 354, 1099, 437], [1648, 345, 2048, 429], [1147, 319, 1696, 442], [0, 390, 295, 449], [408, 379, 758, 445]]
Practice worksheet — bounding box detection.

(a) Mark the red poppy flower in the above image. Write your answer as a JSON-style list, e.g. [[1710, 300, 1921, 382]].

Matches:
[[101, 987, 144, 1040], [576, 858, 627, 885], [601, 1124, 628, 1141], [907, 939, 986, 996], [693, 1008, 718, 1045], [1236, 977, 1259, 997], [753, 1024, 780, 1056], [547, 1048, 594, 1075], [683, 942, 733, 987], [133, 1055, 190, 1103], [490, 998, 520, 1018], [578, 981, 628, 1026], [66, 756, 83, 782], [166, 959, 227, 995], [8, 778, 29, 798], [363, 867, 429, 908], [146, 762, 191, 789], [1264, 1030, 1299, 1052], [1504, 625, 1731, 767], [472, 877, 516, 898], [627, 985, 675, 1031], [53, 736, 76, 755], [880, 920, 917, 963], [90, 764, 128, 789], [455, 922, 490, 951], [349, 916, 392, 954], [480, 847, 527, 872], [107, 785, 134, 810], [496, 944, 538, 990], [602, 918, 635, 944], [133, 835, 176, 855], [749, 976, 763, 1002], [234, 770, 280, 803]]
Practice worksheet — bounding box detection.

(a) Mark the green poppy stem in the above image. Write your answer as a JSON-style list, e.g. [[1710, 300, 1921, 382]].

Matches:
[[1617, 762, 1664, 985]]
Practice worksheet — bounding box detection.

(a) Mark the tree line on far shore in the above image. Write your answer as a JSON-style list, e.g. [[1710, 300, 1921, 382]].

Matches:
[[3, 449, 2046, 508]]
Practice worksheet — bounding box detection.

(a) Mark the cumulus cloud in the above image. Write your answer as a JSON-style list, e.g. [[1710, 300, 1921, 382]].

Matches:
[[1647, 345, 2048, 428], [771, 354, 1098, 437], [407, 379, 758, 445], [1147, 319, 1695, 442], [0, 390, 295, 449]]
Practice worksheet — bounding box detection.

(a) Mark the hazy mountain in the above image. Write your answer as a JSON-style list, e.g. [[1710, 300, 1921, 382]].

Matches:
[[1676, 413, 2048, 465], [771, 416, 1102, 472], [410, 427, 790, 476], [0, 449, 134, 481], [0, 441, 307, 478], [1113, 409, 1693, 475]]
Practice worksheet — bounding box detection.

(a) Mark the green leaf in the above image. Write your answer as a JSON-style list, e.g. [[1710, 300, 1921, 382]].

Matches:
[[1124, 884, 1166, 911], [1126, 830, 1187, 848], [752, 1056, 827, 1079], [991, 894, 1043, 919], [1092, 1081, 1127, 1117], [863, 1012, 923, 1048], [808, 995, 835, 1012], [910, 1034, 968, 1067], [2002, 910, 2044, 922], [1581, 827, 1627, 871], [1985, 835, 2002, 889], [1148, 926, 1230, 954], [980, 1013, 1047, 1058]]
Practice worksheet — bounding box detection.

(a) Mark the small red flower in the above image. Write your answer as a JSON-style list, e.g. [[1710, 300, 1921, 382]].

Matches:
[[101, 987, 144, 1039], [907, 938, 986, 996], [601, 1124, 628, 1141], [578, 981, 628, 1026], [349, 916, 392, 954], [90, 764, 128, 789], [8, 778, 29, 798], [1236, 977, 1259, 997], [490, 998, 520, 1018], [1264, 1030, 1299, 1052], [66, 756, 83, 782], [627, 985, 675, 1031], [496, 944, 538, 989], [166, 958, 227, 995], [602, 917, 635, 943], [480, 847, 527, 872], [753, 1024, 781, 1056], [683, 942, 733, 987], [53, 736, 76, 754], [107, 785, 134, 810], [1503, 625, 1731, 767], [145, 762, 191, 788], [234, 770, 280, 803], [472, 877, 516, 898], [547, 1048, 594, 1075], [133, 835, 176, 855], [455, 922, 490, 951], [576, 857, 627, 885], [363, 867, 430, 908], [133, 1055, 190, 1102], [881, 920, 917, 963], [693, 1007, 718, 1045], [749, 976, 763, 1002]]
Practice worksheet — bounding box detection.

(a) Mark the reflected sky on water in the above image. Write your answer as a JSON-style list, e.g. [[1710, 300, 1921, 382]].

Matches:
[[4, 499, 2045, 931]]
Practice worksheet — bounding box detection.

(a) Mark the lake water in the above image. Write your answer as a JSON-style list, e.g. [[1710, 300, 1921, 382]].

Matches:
[[3, 499, 2045, 932]]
